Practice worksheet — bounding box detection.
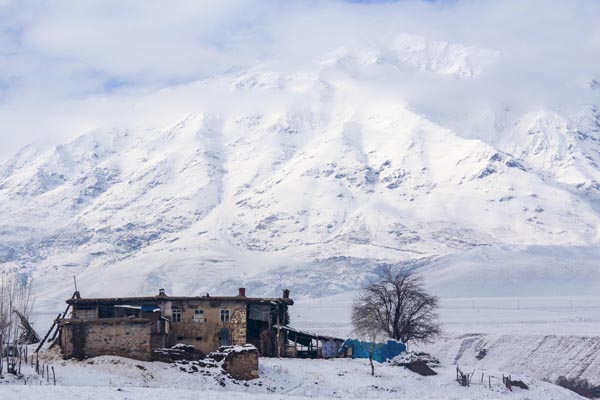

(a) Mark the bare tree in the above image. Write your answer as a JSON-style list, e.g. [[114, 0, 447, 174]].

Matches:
[[353, 311, 387, 376], [352, 266, 441, 348], [0, 269, 35, 375]]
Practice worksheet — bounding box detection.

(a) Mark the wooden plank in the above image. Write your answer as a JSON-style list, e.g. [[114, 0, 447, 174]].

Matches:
[[35, 314, 61, 353]]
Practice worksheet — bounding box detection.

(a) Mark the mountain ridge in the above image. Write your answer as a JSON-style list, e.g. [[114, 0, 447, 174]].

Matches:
[[1, 33, 599, 309]]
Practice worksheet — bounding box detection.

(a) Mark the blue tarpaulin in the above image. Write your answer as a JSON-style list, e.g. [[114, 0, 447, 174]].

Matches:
[[340, 339, 406, 363]]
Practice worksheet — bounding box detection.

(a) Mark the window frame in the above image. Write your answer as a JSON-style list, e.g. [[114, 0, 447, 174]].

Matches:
[[172, 307, 182, 323], [220, 309, 230, 322], [193, 309, 205, 323]]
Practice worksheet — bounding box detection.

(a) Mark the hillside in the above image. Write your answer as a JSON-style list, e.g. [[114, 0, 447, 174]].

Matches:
[[0, 33, 599, 308]]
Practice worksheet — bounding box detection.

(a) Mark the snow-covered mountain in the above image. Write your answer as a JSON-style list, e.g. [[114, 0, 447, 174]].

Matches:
[[1, 33, 600, 308]]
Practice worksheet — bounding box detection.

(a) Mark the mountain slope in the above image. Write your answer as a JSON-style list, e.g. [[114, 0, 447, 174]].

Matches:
[[1, 33, 599, 308]]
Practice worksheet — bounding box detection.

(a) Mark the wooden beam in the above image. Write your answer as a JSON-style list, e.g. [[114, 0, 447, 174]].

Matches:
[[35, 313, 61, 353], [35, 292, 76, 353]]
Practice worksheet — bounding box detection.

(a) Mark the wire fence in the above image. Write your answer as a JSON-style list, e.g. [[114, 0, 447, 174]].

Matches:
[[0, 341, 57, 385]]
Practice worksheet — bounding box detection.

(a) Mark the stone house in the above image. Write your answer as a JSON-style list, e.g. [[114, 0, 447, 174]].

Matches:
[[58, 288, 293, 361]]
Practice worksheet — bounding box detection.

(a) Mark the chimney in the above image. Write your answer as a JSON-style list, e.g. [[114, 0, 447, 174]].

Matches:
[[238, 287, 246, 297], [282, 289, 290, 299], [158, 288, 166, 297]]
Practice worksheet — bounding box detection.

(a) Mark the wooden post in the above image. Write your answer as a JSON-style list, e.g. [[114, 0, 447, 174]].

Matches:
[[0, 337, 3, 376], [276, 305, 281, 358], [52, 366, 56, 386], [294, 337, 297, 358], [267, 305, 272, 357], [316, 337, 320, 359], [6, 346, 10, 374]]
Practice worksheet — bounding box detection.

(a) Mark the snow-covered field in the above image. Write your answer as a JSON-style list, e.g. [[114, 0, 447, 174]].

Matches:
[[292, 293, 600, 337], [4, 295, 594, 399], [293, 294, 600, 384], [0, 350, 585, 400]]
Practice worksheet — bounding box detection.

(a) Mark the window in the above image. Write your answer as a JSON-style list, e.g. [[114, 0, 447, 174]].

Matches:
[[176, 336, 184, 341], [220, 309, 230, 322], [195, 336, 203, 341], [172, 308, 182, 323], [193, 309, 205, 323], [98, 305, 115, 318]]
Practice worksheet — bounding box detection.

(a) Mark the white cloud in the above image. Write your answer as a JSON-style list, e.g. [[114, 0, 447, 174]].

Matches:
[[0, 0, 599, 157]]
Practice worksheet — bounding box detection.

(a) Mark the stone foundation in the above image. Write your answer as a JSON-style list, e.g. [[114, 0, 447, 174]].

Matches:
[[209, 345, 259, 380]]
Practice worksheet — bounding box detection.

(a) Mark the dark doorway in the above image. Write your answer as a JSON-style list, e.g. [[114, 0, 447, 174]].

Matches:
[[219, 328, 231, 346]]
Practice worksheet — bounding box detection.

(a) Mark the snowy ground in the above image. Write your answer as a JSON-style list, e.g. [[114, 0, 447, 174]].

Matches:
[[292, 294, 600, 384], [0, 350, 585, 399]]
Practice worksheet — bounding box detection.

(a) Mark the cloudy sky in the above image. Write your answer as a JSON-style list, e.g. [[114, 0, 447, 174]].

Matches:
[[0, 0, 599, 157]]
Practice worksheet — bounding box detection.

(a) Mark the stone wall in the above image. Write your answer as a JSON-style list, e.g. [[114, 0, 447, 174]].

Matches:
[[223, 348, 259, 380], [214, 345, 259, 380], [60, 319, 154, 361], [230, 307, 247, 345]]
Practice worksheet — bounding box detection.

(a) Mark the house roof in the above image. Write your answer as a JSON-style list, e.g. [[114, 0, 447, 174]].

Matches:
[[67, 295, 294, 306]]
